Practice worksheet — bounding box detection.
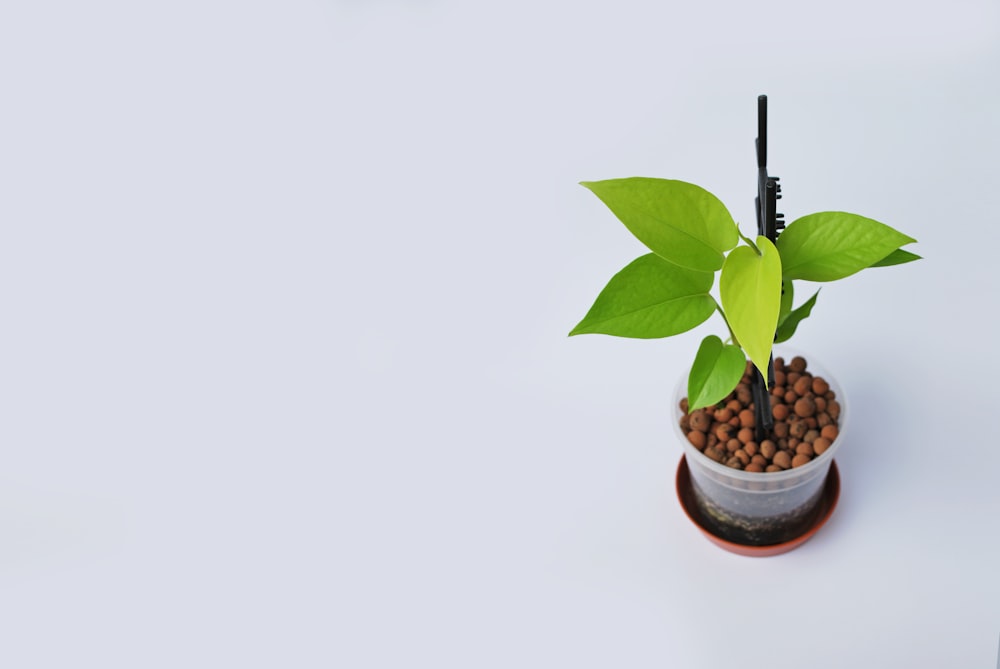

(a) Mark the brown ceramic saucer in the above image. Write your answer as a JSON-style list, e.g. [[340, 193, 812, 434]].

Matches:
[[675, 456, 840, 557]]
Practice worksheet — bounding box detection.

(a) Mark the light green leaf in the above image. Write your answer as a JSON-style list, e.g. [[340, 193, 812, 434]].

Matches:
[[569, 253, 715, 338], [777, 279, 794, 327], [687, 335, 747, 411], [720, 236, 782, 382], [777, 212, 917, 281], [870, 248, 922, 268], [774, 290, 819, 343], [580, 178, 738, 272]]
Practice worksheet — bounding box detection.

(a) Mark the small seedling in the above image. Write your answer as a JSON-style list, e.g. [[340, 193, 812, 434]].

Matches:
[[570, 125, 919, 413]]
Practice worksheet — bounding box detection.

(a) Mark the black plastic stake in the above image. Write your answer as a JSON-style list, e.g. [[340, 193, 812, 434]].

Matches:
[[751, 95, 783, 443]]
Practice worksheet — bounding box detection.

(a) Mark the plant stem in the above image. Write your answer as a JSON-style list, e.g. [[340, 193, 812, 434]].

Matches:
[[714, 300, 740, 348], [737, 229, 761, 255]]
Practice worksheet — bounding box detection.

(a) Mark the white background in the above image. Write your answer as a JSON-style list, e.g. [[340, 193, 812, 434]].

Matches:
[[1, 1, 999, 667]]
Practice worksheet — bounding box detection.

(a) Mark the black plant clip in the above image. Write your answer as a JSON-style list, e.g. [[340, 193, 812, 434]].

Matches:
[[751, 95, 784, 442]]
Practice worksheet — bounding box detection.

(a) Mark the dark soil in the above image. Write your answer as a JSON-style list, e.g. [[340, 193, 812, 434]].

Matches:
[[688, 476, 827, 545]]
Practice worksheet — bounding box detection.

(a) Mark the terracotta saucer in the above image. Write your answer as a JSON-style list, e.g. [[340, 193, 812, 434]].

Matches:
[[675, 456, 841, 557]]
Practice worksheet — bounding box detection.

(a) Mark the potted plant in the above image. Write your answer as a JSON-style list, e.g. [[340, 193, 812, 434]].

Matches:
[[569, 96, 919, 554]]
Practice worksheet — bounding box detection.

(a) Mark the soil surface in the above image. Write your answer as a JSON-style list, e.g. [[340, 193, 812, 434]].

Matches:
[[680, 355, 841, 473]]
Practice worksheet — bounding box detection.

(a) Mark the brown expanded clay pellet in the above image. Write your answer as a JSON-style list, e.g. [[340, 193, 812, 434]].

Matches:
[[679, 355, 840, 473], [772, 450, 792, 469]]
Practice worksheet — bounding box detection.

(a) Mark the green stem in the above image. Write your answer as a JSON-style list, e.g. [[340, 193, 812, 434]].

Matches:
[[738, 229, 761, 255], [714, 300, 740, 348]]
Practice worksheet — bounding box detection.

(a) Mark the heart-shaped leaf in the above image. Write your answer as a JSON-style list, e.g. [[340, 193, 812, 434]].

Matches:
[[720, 236, 782, 381], [569, 253, 715, 338], [777, 212, 917, 282], [687, 335, 747, 411], [774, 289, 819, 343], [580, 178, 738, 272]]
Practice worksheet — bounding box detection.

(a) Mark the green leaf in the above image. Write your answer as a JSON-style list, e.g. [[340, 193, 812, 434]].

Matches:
[[870, 248, 922, 268], [580, 178, 738, 272], [774, 290, 819, 343], [569, 253, 715, 338], [777, 212, 917, 281], [777, 279, 794, 327], [720, 236, 782, 381], [687, 335, 747, 411]]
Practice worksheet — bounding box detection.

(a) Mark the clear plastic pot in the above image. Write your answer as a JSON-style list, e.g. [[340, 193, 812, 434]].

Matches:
[[671, 348, 848, 545]]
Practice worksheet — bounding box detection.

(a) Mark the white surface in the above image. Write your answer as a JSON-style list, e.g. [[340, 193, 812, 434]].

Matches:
[[1, 1, 999, 666]]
